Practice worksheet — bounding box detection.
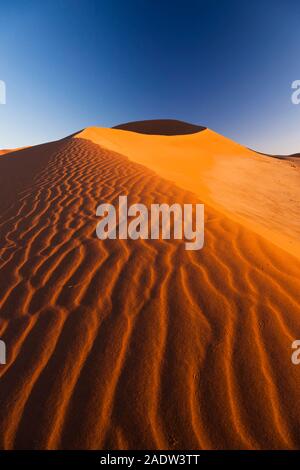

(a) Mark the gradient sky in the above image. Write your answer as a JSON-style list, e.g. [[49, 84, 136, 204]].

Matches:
[[1, 0, 300, 153]]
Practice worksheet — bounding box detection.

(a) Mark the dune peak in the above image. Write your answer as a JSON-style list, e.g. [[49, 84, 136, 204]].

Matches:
[[112, 119, 206, 135]]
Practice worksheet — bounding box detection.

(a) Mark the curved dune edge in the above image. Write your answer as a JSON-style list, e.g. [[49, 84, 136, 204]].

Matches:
[[76, 127, 300, 261], [0, 136, 300, 449]]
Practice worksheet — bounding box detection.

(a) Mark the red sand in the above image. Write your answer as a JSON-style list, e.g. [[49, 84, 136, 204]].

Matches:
[[0, 126, 300, 449]]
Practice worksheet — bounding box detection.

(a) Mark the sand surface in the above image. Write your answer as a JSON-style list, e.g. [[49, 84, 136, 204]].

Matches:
[[0, 128, 300, 449], [78, 127, 300, 259]]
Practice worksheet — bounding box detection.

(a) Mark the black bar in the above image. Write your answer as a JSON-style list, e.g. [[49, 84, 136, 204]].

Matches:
[[0, 450, 299, 466]]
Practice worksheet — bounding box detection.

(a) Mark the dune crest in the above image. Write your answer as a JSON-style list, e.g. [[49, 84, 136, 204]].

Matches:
[[113, 119, 206, 135], [77, 126, 300, 260]]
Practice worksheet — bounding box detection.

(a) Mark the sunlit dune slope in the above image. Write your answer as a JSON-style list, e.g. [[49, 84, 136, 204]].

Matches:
[[0, 131, 300, 450], [77, 126, 300, 259]]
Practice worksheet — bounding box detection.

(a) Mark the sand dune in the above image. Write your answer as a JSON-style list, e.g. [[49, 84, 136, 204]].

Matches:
[[0, 149, 21, 156], [113, 119, 206, 135], [0, 126, 300, 450], [78, 126, 300, 260]]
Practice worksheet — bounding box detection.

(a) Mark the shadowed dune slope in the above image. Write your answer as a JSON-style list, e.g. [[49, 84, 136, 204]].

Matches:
[[0, 135, 300, 449], [113, 119, 206, 135], [78, 127, 300, 260], [0, 141, 69, 214]]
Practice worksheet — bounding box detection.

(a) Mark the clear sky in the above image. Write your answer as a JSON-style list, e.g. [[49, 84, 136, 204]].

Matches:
[[1, 0, 300, 154]]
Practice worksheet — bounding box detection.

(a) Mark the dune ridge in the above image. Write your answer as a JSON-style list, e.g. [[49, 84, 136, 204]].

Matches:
[[112, 119, 206, 135], [0, 133, 300, 449], [77, 126, 300, 260]]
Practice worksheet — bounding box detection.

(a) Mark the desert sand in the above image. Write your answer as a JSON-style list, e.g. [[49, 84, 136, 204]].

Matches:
[[0, 120, 300, 450], [79, 123, 300, 260], [0, 149, 19, 156]]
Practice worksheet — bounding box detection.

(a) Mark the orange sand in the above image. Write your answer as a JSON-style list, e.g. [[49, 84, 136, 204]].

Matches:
[[0, 125, 300, 449], [0, 147, 26, 155], [77, 127, 300, 260]]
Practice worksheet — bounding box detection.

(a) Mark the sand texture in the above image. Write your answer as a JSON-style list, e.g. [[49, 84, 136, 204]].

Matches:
[[0, 124, 300, 449]]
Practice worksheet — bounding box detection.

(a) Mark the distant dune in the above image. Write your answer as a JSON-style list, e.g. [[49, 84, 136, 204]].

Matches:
[[113, 119, 206, 135], [0, 122, 300, 450], [0, 147, 27, 157], [0, 149, 18, 156]]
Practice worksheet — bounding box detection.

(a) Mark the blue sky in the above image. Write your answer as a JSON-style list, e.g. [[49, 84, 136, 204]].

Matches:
[[1, 0, 300, 153]]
